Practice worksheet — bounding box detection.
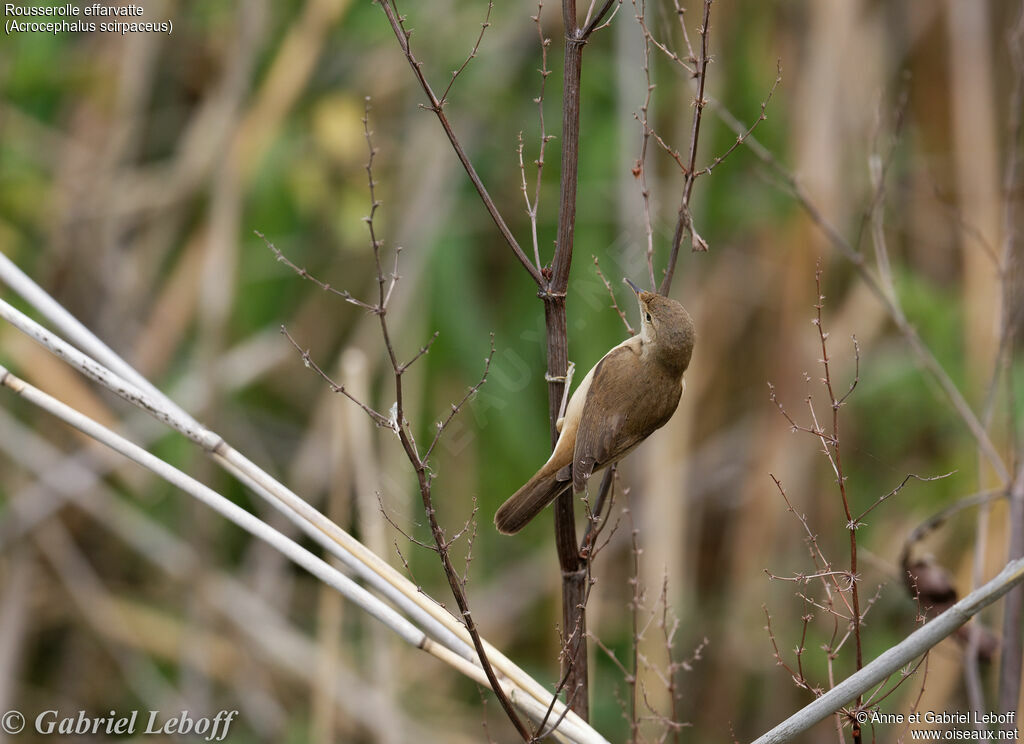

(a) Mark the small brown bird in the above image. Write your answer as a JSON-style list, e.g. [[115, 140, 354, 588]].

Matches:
[[494, 280, 695, 534]]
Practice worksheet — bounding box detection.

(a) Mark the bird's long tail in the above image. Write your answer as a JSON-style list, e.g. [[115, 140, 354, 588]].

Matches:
[[494, 466, 571, 535]]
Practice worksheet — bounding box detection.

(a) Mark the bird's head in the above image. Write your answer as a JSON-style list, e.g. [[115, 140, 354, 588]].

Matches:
[[625, 278, 695, 376]]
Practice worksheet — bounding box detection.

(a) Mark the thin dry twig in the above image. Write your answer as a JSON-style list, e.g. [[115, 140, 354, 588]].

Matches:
[[517, 1, 554, 271], [809, 269, 865, 741], [279, 326, 391, 429], [709, 95, 1010, 484], [767, 382, 838, 445], [637, 116, 689, 174], [767, 475, 836, 587], [853, 472, 954, 525], [424, 334, 495, 460], [698, 60, 781, 176], [765, 268, 922, 743], [581, 0, 620, 37], [376, 0, 542, 286], [628, 504, 642, 743], [361, 104, 531, 741], [402, 331, 441, 373], [660, 0, 713, 294], [593, 257, 636, 335], [753, 554, 1024, 743], [258, 231, 375, 312], [671, 0, 696, 64], [763, 606, 818, 695], [632, 0, 658, 288], [439, 1, 494, 106], [590, 506, 695, 742], [634, 0, 695, 75], [281, 101, 532, 740]]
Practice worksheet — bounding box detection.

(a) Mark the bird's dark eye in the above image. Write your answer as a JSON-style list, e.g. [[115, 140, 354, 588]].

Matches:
[[645, 312, 652, 322]]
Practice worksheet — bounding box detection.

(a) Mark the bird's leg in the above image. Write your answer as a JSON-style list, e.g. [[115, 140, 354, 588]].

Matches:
[[545, 360, 575, 432]]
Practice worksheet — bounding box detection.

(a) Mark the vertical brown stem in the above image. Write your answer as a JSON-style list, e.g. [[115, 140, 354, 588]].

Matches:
[[552, 36, 584, 289], [549, 13, 589, 719]]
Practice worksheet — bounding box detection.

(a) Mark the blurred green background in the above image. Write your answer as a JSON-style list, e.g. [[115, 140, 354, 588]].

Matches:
[[1, 0, 1022, 741]]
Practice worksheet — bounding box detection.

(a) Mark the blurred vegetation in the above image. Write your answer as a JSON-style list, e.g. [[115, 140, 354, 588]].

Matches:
[[0, 1, 1022, 742]]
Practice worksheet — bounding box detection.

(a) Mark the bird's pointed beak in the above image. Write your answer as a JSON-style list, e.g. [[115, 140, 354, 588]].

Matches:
[[623, 278, 642, 296]]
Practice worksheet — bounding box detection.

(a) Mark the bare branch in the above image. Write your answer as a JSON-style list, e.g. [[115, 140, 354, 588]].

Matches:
[[768, 475, 835, 585], [632, 0, 658, 287], [660, 0, 713, 294], [425, 334, 496, 460], [810, 267, 865, 714], [279, 326, 392, 429], [518, 135, 543, 270], [592, 257, 635, 334], [672, 0, 696, 63], [854, 472, 955, 525], [257, 231, 376, 312], [635, 114, 688, 173], [763, 606, 817, 695], [698, 59, 781, 176], [520, 3, 554, 271], [384, 245, 403, 309], [752, 554, 1024, 744], [634, 0, 695, 74], [836, 335, 860, 407], [767, 382, 838, 445], [581, 0, 620, 38], [439, 1, 494, 106], [400, 331, 440, 373], [708, 95, 1011, 484], [377, 492, 438, 552], [375, 0, 543, 286]]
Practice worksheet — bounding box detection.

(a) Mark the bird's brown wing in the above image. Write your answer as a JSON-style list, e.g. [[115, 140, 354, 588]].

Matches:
[[571, 345, 681, 493]]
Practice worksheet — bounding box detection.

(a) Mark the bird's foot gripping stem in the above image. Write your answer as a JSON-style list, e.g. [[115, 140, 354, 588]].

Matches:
[[545, 361, 575, 432]]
